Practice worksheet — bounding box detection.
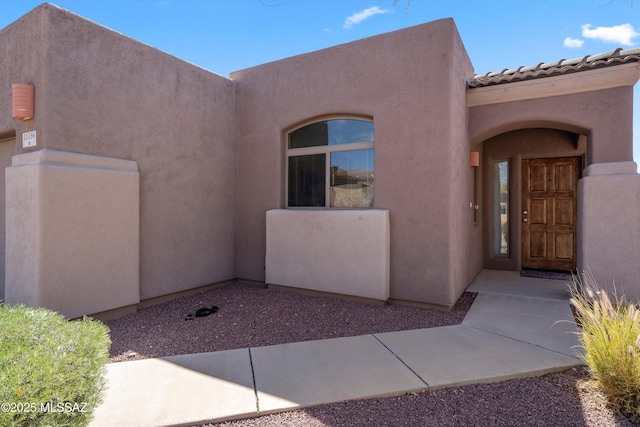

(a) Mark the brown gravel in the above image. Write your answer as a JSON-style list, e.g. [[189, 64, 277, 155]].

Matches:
[[208, 368, 634, 427], [104, 281, 636, 427], [106, 281, 474, 362]]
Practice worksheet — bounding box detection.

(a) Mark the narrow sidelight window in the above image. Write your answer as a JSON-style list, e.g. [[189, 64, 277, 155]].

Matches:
[[493, 160, 509, 256]]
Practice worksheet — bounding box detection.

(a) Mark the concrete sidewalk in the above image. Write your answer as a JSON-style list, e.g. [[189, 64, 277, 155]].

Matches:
[[89, 270, 583, 427]]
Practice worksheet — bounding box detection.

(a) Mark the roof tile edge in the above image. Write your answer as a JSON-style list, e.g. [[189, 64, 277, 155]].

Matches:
[[469, 47, 640, 88]]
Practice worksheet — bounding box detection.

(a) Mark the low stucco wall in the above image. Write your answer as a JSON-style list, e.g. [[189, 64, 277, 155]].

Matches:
[[5, 149, 140, 318], [265, 209, 390, 301], [578, 161, 640, 301]]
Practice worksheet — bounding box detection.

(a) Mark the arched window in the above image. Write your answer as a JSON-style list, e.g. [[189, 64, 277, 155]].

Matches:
[[287, 118, 374, 208]]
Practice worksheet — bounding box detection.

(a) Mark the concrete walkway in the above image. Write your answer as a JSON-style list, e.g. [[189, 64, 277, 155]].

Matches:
[[89, 270, 583, 427]]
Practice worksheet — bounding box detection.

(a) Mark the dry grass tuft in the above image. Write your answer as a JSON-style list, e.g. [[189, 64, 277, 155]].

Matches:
[[569, 270, 640, 424]]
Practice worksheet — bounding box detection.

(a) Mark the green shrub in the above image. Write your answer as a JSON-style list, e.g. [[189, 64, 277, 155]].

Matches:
[[569, 270, 640, 423], [0, 302, 111, 427]]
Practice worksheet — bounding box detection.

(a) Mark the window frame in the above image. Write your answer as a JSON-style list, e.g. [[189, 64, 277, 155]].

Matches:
[[286, 117, 374, 209]]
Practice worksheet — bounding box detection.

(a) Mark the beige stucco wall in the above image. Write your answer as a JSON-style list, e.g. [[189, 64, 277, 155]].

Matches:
[[469, 87, 634, 165], [0, 4, 237, 304], [448, 30, 483, 302], [233, 19, 476, 307], [0, 7, 46, 137], [5, 150, 140, 318], [266, 209, 390, 300], [0, 138, 14, 299], [578, 161, 640, 302], [3, 5, 636, 313]]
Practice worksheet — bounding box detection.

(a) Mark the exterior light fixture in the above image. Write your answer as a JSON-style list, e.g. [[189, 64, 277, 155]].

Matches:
[[470, 151, 480, 168], [12, 83, 34, 120]]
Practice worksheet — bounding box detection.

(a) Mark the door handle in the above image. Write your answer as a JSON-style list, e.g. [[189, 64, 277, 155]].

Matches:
[[523, 218, 528, 222], [522, 210, 528, 215]]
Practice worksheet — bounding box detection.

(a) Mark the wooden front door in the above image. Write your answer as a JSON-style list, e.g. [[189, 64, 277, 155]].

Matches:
[[522, 157, 580, 271]]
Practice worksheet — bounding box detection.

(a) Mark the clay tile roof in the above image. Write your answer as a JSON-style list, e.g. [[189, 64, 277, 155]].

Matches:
[[468, 47, 640, 88]]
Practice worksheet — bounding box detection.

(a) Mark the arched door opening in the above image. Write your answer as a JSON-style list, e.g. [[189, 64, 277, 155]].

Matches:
[[480, 128, 586, 273]]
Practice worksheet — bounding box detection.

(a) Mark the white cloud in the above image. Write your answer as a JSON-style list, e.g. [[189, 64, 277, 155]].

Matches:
[[563, 37, 584, 48], [581, 23, 639, 46], [343, 6, 389, 29]]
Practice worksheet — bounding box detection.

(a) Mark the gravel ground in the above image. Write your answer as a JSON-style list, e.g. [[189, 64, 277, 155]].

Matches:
[[105, 281, 635, 427], [106, 281, 474, 361], [209, 368, 633, 427]]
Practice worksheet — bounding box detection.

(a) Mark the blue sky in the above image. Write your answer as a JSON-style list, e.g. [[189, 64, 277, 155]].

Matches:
[[1, 0, 639, 162]]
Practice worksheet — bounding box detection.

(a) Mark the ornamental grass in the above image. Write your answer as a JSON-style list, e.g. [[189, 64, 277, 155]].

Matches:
[[569, 270, 640, 424]]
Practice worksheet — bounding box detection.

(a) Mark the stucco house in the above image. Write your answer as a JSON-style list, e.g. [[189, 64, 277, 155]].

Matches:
[[1, 4, 639, 319]]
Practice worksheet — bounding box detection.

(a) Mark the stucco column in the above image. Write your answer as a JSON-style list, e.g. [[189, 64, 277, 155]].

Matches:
[[5, 149, 140, 318], [577, 161, 640, 301]]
